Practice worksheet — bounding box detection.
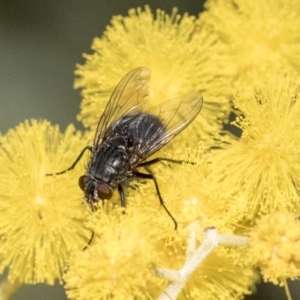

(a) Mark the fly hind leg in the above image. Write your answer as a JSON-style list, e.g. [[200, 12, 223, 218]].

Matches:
[[139, 157, 195, 168], [134, 171, 177, 230]]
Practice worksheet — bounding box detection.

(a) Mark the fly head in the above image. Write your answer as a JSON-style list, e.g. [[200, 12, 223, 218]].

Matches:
[[79, 175, 113, 208]]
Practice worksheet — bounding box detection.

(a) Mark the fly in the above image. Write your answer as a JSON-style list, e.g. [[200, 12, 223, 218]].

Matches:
[[48, 67, 203, 229]]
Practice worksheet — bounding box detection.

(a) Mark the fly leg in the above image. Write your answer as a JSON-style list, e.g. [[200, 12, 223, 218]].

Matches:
[[118, 184, 126, 207], [139, 157, 195, 167], [136, 157, 195, 229], [83, 184, 123, 251], [45, 145, 93, 250], [134, 171, 177, 230], [46, 146, 93, 176], [83, 232, 94, 251]]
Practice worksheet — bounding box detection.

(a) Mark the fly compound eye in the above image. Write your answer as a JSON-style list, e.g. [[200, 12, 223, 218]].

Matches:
[[78, 175, 87, 191], [97, 183, 113, 200]]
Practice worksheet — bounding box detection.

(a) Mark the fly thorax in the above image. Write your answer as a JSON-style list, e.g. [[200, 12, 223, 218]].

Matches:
[[88, 142, 129, 187]]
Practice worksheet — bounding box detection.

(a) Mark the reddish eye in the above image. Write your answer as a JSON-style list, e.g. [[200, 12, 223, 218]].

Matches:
[[97, 184, 113, 200], [78, 175, 87, 191]]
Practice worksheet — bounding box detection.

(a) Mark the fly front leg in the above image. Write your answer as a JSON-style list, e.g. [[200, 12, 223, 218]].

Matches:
[[83, 232, 95, 251], [118, 184, 126, 208], [46, 146, 93, 176]]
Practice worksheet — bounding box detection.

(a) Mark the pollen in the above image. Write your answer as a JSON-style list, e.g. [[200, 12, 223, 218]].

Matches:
[[35, 195, 47, 205]]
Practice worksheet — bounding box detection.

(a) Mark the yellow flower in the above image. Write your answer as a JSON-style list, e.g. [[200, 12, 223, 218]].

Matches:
[[156, 226, 257, 300], [75, 6, 232, 143], [200, 0, 300, 84], [128, 144, 231, 234], [249, 212, 300, 285], [208, 73, 300, 223], [65, 204, 165, 300], [0, 119, 90, 284], [182, 246, 258, 300], [65, 144, 258, 299]]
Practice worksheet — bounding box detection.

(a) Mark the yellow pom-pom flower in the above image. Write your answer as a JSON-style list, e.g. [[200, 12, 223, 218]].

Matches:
[[183, 246, 258, 300], [75, 6, 232, 143], [249, 212, 300, 285], [128, 144, 230, 233], [200, 0, 300, 84], [65, 204, 165, 300], [64, 144, 258, 299], [208, 73, 300, 223], [0, 119, 90, 284]]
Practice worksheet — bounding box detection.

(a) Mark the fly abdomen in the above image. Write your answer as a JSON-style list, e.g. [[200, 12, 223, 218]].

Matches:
[[128, 113, 165, 146], [107, 112, 165, 159]]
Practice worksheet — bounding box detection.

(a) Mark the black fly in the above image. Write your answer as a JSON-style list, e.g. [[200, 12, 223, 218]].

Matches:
[[49, 67, 203, 229]]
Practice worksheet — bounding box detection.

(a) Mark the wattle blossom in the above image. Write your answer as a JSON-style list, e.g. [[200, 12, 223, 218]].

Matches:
[[200, 0, 300, 85], [249, 212, 300, 285], [208, 73, 300, 223], [0, 120, 90, 284], [75, 6, 232, 143]]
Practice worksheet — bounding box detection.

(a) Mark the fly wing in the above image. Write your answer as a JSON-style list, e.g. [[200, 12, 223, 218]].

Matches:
[[135, 93, 203, 162], [93, 67, 150, 148]]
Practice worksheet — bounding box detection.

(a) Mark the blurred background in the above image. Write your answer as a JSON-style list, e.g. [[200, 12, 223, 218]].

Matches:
[[0, 0, 299, 299]]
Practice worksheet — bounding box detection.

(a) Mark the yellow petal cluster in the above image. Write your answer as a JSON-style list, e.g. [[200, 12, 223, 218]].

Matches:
[[65, 204, 165, 300], [249, 212, 300, 284], [65, 145, 258, 299], [208, 73, 300, 223], [0, 120, 90, 284], [3, 0, 300, 298], [200, 0, 300, 85], [128, 145, 229, 233], [75, 6, 232, 143], [183, 247, 258, 300]]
